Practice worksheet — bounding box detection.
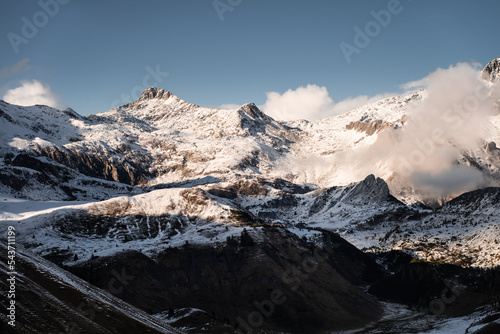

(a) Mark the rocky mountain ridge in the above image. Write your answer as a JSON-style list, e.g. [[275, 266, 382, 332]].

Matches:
[[1, 85, 498, 204], [2, 59, 500, 333]]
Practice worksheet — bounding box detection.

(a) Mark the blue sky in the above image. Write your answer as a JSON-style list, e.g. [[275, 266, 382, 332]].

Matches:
[[1, 0, 500, 117]]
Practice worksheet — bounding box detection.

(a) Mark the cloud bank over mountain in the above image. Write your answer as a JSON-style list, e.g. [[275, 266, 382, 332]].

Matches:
[[260, 84, 397, 121], [3, 79, 66, 110]]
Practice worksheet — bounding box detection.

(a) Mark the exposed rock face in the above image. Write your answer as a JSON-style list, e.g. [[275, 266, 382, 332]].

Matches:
[[345, 174, 393, 202], [308, 174, 395, 215], [139, 87, 173, 101], [27, 143, 152, 185], [240, 102, 273, 123], [482, 58, 500, 83], [346, 119, 395, 135]]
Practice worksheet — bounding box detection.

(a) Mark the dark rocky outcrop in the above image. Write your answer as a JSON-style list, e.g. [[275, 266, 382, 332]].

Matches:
[[207, 179, 269, 199], [344, 174, 395, 202], [0, 153, 136, 200], [69, 227, 385, 333], [308, 175, 399, 216], [486, 141, 500, 156], [26, 144, 152, 186]]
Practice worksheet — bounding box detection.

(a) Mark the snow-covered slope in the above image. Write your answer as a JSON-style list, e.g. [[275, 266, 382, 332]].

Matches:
[[2, 173, 499, 269], [2, 62, 500, 333], [0, 59, 500, 270], [0, 87, 302, 201], [91, 88, 297, 184]]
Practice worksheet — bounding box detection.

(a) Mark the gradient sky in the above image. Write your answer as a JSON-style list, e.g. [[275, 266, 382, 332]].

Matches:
[[1, 0, 500, 116]]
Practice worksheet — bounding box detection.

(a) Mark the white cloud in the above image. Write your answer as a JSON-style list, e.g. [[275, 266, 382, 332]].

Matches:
[[260, 84, 397, 121], [3, 80, 66, 110], [271, 62, 499, 200], [335, 62, 497, 199], [260, 84, 335, 121], [218, 103, 241, 110]]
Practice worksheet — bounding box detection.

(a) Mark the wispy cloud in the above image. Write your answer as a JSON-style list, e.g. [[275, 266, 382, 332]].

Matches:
[[0, 58, 31, 80], [3, 80, 66, 110], [400, 77, 430, 90], [400, 61, 483, 90]]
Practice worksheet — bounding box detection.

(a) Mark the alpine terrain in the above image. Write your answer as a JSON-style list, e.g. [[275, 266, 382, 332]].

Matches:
[[1, 58, 500, 333]]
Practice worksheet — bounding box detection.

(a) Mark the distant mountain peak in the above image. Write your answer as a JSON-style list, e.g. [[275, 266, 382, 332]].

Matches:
[[139, 87, 173, 100], [482, 57, 500, 82]]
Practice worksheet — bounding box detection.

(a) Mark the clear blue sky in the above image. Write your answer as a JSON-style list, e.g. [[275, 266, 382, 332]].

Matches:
[[1, 0, 500, 115]]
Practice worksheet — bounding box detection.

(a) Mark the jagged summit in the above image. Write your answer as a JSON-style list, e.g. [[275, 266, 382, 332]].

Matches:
[[133, 88, 272, 126], [139, 87, 173, 100], [346, 174, 392, 202], [125, 87, 200, 111], [117, 87, 279, 134], [482, 57, 500, 82], [239, 102, 273, 123]]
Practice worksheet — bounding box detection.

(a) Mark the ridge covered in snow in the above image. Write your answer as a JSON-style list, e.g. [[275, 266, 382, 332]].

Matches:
[[1, 63, 500, 270], [2, 63, 500, 333]]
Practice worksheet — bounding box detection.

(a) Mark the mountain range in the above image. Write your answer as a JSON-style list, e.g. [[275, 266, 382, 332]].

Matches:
[[1, 58, 500, 333]]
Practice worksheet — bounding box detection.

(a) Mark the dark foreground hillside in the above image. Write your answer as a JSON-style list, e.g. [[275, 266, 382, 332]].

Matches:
[[67, 227, 385, 333], [0, 242, 182, 334]]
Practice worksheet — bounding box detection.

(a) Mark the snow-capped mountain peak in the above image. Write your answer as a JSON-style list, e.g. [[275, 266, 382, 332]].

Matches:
[[139, 87, 175, 101]]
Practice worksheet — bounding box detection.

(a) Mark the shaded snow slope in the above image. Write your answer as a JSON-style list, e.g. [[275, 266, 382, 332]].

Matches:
[[0, 241, 183, 333]]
